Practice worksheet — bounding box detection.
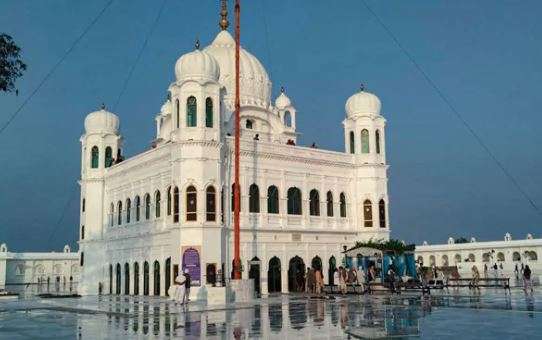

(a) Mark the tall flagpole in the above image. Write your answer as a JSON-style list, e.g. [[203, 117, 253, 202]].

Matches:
[[233, 0, 242, 280]]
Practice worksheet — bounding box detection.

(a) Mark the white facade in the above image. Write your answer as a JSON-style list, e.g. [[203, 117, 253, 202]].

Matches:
[[78, 23, 390, 298], [0, 243, 79, 294], [415, 233, 541, 279]]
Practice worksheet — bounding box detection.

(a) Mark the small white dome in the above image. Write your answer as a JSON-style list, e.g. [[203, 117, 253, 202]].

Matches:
[[84, 107, 119, 134], [275, 88, 291, 109], [175, 46, 220, 83], [345, 89, 381, 117]]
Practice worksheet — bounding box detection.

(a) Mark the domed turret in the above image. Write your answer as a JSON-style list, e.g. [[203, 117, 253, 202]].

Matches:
[[205, 30, 271, 108], [84, 106, 119, 134], [275, 87, 291, 109], [345, 87, 381, 117], [175, 42, 220, 83]]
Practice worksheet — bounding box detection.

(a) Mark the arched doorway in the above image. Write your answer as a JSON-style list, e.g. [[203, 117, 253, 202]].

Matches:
[[165, 258, 171, 296], [109, 264, 113, 294], [288, 256, 305, 292], [153, 261, 160, 296], [143, 261, 149, 295], [124, 263, 130, 295], [311, 256, 322, 271], [268, 257, 281, 293], [249, 256, 261, 296], [328, 256, 336, 285], [134, 262, 140, 295], [115, 264, 121, 294]]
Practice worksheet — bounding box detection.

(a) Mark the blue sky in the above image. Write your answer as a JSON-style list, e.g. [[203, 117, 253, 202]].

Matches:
[[1, 0, 541, 251]]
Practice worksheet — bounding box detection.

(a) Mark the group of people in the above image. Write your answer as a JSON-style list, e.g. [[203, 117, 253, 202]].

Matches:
[[333, 265, 377, 295], [304, 267, 324, 294], [170, 270, 191, 305]]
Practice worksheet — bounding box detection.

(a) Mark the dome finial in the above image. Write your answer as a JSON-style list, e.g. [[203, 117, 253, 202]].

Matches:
[[280, 86, 285, 93], [101, 103, 106, 110], [195, 38, 200, 50], [360, 83, 365, 92], [219, 0, 229, 30]]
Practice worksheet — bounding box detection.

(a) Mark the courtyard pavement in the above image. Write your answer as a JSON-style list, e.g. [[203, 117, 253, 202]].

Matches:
[[1, 288, 541, 339]]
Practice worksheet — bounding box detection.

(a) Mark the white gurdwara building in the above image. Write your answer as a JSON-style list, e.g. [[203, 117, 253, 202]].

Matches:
[[78, 20, 390, 299]]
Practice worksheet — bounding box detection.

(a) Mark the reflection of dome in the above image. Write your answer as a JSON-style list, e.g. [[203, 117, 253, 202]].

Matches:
[[175, 47, 220, 83], [205, 30, 271, 108], [345, 89, 381, 117], [84, 108, 119, 134], [275, 88, 291, 109]]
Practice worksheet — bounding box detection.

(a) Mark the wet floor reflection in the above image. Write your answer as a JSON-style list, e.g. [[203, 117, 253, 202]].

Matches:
[[1, 289, 541, 339]]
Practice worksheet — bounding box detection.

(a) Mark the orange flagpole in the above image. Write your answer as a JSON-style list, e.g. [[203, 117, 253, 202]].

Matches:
[[233, 0, 242, 280]]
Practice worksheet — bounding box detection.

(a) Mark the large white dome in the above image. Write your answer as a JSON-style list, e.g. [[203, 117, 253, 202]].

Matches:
[[204, 30, 271, 108], [175, 47, 220, 83], [345, 89, 381, 117], [84, 108, 119, 134]]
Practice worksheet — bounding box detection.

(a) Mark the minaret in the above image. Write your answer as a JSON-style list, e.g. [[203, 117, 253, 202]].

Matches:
[[79, 104, 121, 294]]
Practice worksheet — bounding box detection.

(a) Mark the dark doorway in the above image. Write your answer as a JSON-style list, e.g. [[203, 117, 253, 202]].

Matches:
[[143, 261, 149, 295], [206, 263, 217, 286], [165, 258, 171, 296], [288, 256, 305, 292], [116, 264, 121, 294], [311, 256, 322, 271], [134, 262, 140, 295], [249, 257, 261, 296], [328, 256, 336, 285], [124, 263, 130, 295], [268, 256, 281, 293], [109, 264, 113, 294], [153, 261, 160, 296]]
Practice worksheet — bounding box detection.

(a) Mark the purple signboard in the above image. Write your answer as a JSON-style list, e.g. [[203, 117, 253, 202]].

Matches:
[[182, 246, 201, 286]]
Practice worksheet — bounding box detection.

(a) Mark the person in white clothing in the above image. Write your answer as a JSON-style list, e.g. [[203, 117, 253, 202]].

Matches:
[[175, 271, 186, 304]]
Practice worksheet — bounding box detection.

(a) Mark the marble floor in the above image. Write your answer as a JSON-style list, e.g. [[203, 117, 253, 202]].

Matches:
[[1, 288, 541, 339]]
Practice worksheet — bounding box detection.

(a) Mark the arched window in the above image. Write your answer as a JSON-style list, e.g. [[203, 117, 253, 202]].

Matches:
[[284, 110, 292, 127], [175, 99, 180, 129], [80, 252, 84, 266], [287, 187, 302, 215], [267, 185, 279, 214], [513, 252, 521, 261], [468, 254, 476, 262], [167, 187, 172, 216], [126, 198, 131, 223], [205, 97, 213, 128], [173, 187, 179, 223], [186, 96, 197, 127], [375, 130, 381, 154], [249, 184, 260, 213], [186, 185, 197, 221], [349, 131, 355, 154], [206, 186, 216, 221], [454, 254, 461, 263], [144, 194, 150, 220], [82, 198, 85, 212], [363, 199, 372, 227], [135, 196, 141, 222], [326, 191, 334, 217], [109, 203, 114, 227], [155, 191, 161, 218], [231, 183, 241, 212], [105, 146, 113, 168], [361, 129, 370, 154], [81, 225, 85, 240], [379, 199, 386, 228], [246, 119, 253, 129], [339, 193, 346, 217], [309, 189, 320, 216], [497, 252, 505, 262], [117, 201, 122, 225], [91, 146, 99, 168]]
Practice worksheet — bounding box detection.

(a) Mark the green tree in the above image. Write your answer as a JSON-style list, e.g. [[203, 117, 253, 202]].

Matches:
[[0, 34, 26, 93]]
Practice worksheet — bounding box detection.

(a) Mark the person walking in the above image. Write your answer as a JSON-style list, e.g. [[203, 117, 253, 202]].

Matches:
[[387, 267, 396, 293], [183, 271, 191, 304], [471, 265, 480, 290], [338, 266, 347, 295], [306, 267, 315, 294], [333, 268, 340, 294], [523, 265, 533, 294], [315, 269, 324, 295], [174, 270, 186, 305], [357, 267, 366, 293], [348, 267, 357, 292]]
